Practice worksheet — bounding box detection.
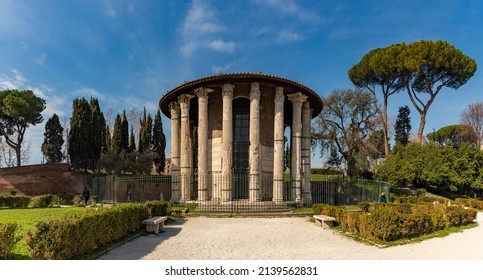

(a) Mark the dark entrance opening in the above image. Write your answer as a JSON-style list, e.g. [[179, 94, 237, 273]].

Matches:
[[233, 98, 250, 199]]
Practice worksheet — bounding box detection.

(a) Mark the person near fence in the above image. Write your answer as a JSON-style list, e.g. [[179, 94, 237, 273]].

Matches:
[[83, 187, 91, 206], [378, 192, 387, 204]]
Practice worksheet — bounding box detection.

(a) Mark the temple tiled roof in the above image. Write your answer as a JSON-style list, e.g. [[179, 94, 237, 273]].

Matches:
[[159, 72, 322, 118]]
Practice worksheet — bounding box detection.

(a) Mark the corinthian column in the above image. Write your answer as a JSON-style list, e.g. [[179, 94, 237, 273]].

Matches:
[[288, 92, 307, 202], [195, 87, 213, 201], [249, 82, 261, 202], [302, 101, 312, 202], [221, 84, 234, 202], [178, 94, 194, 202], [273, 87, 285, 203], [169, 102, 181, 201]]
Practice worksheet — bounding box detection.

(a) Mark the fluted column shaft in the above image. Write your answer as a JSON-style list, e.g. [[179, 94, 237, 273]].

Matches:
[[221, 84, 234, 202], [195, 87, 213, 201], [169, 102, 181, 201], [302, 101, 312, 202], [288, 92, 307, 202], [249, 83, 261, 202], [272, 87, 285, 203], [179, 94, 194, 202]]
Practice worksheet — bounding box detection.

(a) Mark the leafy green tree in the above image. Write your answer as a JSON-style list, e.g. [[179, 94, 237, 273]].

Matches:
[[313, 88, 379, 179], [349, 44, 405, 157], [152, 109, 166, 174], [0, 89, 45, 166], [399, 40, 477, 143], [41, 113, 64, 164], [394, 105, 412, 146], [68, 98, 92, 170], [426, 124, 477, 148]]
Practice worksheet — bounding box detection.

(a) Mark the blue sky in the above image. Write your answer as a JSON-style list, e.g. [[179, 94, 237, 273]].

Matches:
[[0, 0, 482, 167]]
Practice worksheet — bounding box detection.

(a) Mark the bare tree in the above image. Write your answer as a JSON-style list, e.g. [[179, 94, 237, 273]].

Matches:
[[0, 137, 31, 167], [461, 102, 483, 148]]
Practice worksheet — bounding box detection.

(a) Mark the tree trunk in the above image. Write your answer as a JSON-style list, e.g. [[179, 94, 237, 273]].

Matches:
[[383, 97, 389, 157], [15, 145, 21, 167], [417, 112, 427, 143]]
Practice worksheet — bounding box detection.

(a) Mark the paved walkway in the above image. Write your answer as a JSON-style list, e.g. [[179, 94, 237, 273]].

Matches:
[[100, 213, 483, 260]]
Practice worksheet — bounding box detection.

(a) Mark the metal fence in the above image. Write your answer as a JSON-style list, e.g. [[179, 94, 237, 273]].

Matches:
[[90, 174, 390, 212]]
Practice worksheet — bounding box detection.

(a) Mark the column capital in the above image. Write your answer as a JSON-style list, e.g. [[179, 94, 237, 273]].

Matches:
[[169, 101, 180, 119], [178, 94, 194, 110], [195, 87, 214, 102], [250, 82, 261, 100], [222, 83, 234, 99], [275, 87, 285, 103], [287, 92, 308, 104]]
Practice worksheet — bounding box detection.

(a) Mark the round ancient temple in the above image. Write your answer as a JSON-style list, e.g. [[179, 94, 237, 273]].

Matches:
[[159, 73, 322, 206]]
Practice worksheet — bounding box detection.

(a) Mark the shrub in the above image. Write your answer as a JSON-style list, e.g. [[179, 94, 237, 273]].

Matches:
[[30, 194, 54, 208], [0, 195, 31, 208], [145, 200, 171, 217], [401, 212, 433, 238], [51, 194, 75, 205], [0, 223, 22, 259], [358, 202, 370, 213], [73, 195, 83, 206], [365, 206, 402, 241], [26, 203, 149, 259], [445, 206, 466, 227]]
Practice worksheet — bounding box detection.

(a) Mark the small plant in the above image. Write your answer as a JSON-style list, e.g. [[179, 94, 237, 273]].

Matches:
[[9, 191, 17, 196], [0, 223, 22, 259], [358, 202, 370, 213]]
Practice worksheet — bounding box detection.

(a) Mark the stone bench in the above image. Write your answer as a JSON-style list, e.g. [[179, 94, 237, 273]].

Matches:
[[142, 216, 168, 235], [313, 214, 336, 229]]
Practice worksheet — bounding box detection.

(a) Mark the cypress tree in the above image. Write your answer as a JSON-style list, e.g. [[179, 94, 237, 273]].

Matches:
[[41, 113, 64, 164], [104, 124, 111, 152], [153, 109, 166, 173], [89, 98, 104, 170], [111, 114, 122, 153], [129, 125, 136, 153], [68, 97, 91, 171], [121, 111, 129, 152], [138, 108, 152, 153], [394, 105, 412, 146]]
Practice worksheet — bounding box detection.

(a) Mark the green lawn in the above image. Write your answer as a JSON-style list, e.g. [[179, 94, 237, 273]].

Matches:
[[0, 207, 88, 259]]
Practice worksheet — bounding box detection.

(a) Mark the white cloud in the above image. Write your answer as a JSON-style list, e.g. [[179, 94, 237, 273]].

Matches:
[[278, 30, 303, 42], [72, 87, 107, 102], [34, 53, 46, 66], [252, 0, 319, 22], [208, 39, 236, 53], [179, 0, 235, 56]]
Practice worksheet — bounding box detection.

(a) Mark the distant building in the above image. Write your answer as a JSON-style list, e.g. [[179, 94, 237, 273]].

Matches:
[[164, 158, 172, 175], [159, 73, 323, 204]]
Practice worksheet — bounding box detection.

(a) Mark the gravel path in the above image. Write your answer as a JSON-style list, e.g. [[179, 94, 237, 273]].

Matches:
[[100, 213, 483, 260]]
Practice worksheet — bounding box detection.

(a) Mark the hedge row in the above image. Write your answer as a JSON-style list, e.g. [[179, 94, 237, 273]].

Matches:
[[455, 198, 483, 210], [313, 203, 477, 242], [0, 223, 22, 260], [26, 203, 149, 259], [0, 194, 96, 208]]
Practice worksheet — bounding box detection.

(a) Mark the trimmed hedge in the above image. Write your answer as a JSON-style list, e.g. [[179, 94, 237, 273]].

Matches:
[[0, 223, 22, 260], [0, 195, 31, 208], [26, 203, 149, 259], [456, 198, 483, 210], [145, 200, 171, 217], [313, 202, 477, 242]]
